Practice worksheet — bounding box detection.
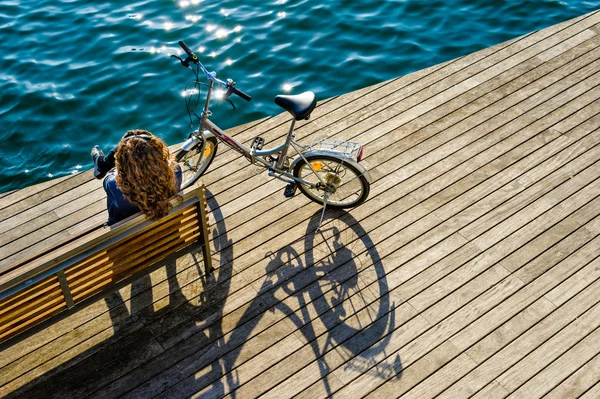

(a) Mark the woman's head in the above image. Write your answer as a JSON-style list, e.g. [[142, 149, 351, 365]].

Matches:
[[115, 129, 176, 220]]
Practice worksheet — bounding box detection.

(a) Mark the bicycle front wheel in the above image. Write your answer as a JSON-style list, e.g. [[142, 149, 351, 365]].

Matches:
[[175, 136, 218, 189], [293, 155, 370, 209]]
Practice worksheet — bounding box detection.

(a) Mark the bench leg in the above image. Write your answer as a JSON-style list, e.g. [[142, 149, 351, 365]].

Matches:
[[202, 244, 214, 276]]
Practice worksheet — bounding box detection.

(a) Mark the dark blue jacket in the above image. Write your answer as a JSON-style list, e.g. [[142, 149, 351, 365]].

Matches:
[[96, 148, 182, 225]]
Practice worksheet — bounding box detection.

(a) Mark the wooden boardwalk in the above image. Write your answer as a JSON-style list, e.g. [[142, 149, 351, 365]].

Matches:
[[1, 10, 600, 398]]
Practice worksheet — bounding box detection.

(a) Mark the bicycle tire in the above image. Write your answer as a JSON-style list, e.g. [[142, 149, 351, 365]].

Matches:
[[293, 154, 370, 209], [175, 136, 218, 189]]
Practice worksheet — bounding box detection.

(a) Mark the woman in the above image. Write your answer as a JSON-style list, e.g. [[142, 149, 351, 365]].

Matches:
[[91, 129, 182, 225]]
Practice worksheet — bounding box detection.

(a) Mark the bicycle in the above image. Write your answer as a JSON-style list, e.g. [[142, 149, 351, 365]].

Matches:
[[171, 40, 372, 228]]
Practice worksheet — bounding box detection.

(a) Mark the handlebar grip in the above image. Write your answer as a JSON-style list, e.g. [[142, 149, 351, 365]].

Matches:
[[178, 40, 194, 57], [231, 86, 252, 102]]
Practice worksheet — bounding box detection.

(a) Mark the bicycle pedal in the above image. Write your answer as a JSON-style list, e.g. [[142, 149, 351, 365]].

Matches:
[[251, 136, 265, 150], [283, 183, 297, 198]]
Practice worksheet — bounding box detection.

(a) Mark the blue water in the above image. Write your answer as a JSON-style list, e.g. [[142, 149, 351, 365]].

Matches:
[[0, 0, 597, 193]]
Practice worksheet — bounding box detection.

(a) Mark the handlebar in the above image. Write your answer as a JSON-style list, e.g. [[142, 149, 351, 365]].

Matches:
[[178, 40, 195, 58], [228, 85, 252, 102], [176, 40, 252, 102]]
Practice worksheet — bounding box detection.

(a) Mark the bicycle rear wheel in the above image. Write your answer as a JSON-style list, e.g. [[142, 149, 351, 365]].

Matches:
[[293, 155, 370, 209], [175, 136, 218, 189]]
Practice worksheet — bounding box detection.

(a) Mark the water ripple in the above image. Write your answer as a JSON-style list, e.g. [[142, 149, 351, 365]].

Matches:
[[0, 0, 597, 192]]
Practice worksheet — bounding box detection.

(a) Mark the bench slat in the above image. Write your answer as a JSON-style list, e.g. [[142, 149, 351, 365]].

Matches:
[[67, 215, 200, 301], [0, 277, 60, 318], [63, 210, 197, 281], [0, 274, 67, 341]]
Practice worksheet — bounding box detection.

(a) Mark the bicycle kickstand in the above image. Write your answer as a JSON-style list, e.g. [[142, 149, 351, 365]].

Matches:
[[316, 191, 330, 232]]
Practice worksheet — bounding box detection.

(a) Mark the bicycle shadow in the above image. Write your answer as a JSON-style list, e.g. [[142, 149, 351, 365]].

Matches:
[[207, 209, 400, 398], [184, 207, 400, 398]]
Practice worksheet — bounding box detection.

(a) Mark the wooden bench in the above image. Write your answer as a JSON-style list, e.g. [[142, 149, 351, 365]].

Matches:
[[0, 183, 212, 344]]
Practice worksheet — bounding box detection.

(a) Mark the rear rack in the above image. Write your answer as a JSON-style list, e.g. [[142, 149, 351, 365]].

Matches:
[[309, 138, 363, 161]]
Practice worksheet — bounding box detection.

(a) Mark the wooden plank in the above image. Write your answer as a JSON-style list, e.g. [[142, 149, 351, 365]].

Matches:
[[494, 301, 600, 393], [421, 300, 555, 397], [291, 221, 600, 398], [436, 271, 600, 398], [94, 285, 282, 399], [398, 354, 476, 399], [0, 278, 61, 318], [362, 341, 459, 399], [0, 303, 67, 343], [0, 190, 16, 199], [0, 284, 64, 324], [412, 176, 600, 317], [505, 326, 600, 398], [579, 382, 600, 399], [542, 351, 600, 399], [452, 217, 600, 358], [0, 199, 105, 251], [292, 276, 523, 399], [0, 179, 100, 235], [0, 171, 94, 221], [471, 381, 511, 399], [0, 174, 74, 211], [418, 139, 600, 306], [0, 327, 166, 399]]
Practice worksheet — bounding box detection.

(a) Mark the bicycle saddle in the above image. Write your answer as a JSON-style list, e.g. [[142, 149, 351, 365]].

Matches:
[[274, 91, 317, 121]]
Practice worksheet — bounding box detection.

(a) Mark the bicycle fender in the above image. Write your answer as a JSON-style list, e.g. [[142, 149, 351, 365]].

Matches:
[[181, 129, 217, 151], [181, 132, 202, 151], [291, 151, 373, 183], [202, 130, 217, 141]]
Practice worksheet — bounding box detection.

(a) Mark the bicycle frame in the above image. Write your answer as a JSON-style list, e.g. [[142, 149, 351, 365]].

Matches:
[[196, 79, 323, 188]]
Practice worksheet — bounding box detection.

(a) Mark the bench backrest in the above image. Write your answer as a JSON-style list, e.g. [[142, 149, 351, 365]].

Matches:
[[0, 184, 212, 343]]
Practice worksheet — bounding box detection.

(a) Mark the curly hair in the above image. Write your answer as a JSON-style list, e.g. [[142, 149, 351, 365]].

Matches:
[[115, 129, 177, 220]]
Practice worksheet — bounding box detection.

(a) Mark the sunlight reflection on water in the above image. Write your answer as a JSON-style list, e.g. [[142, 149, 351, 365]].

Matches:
[[0, 0, 596, 191]]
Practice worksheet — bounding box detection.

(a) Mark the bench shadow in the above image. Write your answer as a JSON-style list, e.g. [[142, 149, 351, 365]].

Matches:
[[4, 199, 400, 398], [2, 188, 234, 399]]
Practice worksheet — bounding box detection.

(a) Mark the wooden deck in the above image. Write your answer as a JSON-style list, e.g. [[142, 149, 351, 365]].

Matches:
[[1, 10, 600, 398]]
